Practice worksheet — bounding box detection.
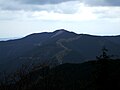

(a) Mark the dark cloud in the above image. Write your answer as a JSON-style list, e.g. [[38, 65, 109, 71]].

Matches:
[[0, 0, 120, 12], [18, 0, 120, 6], [0, 0, 79, 11], [84, 0, 120, 6], [0, 0, 80, 14], [106, 0, 120, 6], [20, 0, 77, 5]]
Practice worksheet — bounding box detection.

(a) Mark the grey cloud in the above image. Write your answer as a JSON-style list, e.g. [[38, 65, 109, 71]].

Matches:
[[17, 0, 120, 6], [19, 0, 78, 5], [0, 0, 79, 14], [0, 0, 120, 7], [84, 0, 120, 6], [104, 0, 120, 6], [0, 0, 120, 13]]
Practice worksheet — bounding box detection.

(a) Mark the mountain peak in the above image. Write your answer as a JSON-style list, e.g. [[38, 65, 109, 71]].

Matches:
[[51, 29, 70, 38], [54, 29, 69, 33], [52, 30, 65, 38]]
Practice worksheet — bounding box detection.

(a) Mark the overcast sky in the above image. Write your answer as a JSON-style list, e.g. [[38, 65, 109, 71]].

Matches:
[[0, 0, 120, 38]]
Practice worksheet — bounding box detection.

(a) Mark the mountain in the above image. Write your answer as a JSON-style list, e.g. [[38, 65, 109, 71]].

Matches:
[[0, 29, 120, 72]]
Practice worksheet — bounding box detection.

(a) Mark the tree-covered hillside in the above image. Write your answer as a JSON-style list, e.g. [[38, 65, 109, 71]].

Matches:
[[1, 59, 120, 90], [0, 29, 120, 72]]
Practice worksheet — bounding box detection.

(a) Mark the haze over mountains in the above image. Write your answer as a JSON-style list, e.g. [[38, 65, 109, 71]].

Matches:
[[0, 37, 21, 41], [0, 29, 120, 72]]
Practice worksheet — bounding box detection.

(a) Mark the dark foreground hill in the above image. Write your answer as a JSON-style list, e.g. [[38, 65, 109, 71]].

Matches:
[[1, 59, 120, 90], [0, 29, 120, 72]]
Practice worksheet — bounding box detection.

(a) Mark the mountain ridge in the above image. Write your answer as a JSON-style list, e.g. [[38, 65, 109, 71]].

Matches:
[[0, 29, 120, 72]]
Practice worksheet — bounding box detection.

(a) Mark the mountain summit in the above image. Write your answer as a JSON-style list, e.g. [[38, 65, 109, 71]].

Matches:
[[0, 29, 120, 72], [52, 29, 69, 38]]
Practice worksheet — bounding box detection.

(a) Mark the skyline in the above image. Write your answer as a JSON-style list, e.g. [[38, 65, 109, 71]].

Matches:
[[0, 0, 120, 38]]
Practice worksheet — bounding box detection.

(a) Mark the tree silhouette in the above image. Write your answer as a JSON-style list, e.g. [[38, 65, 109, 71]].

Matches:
[[96, 46, 110, 60], [96, 46, 110, 89]]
